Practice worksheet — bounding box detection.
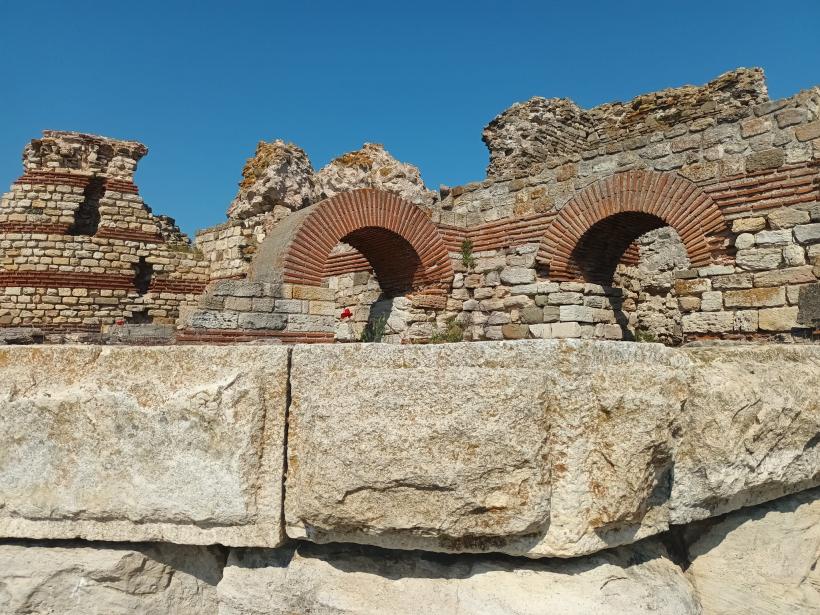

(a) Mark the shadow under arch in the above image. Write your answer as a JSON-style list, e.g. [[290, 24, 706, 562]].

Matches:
[[538, 170, 727, 282], [249, 188, 453, 295]]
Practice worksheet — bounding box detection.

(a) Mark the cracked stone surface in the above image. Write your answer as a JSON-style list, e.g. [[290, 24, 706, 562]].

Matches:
[[316, 143, 436, 206], [0, 345, 288, 547], [217, 539, 700, 615], [0, 540, 224, 615], [286, 340, 819, 558]]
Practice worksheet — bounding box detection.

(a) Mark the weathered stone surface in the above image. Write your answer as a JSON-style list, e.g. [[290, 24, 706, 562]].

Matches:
[[316, 143, 435, 206], [768, 207, 811, 229], [681, 311, 734, 333], [736, 246, 783, 270], [794, 222, 820, 244], [0, 346, 288, 547], [724, 286, 785, 308], [758, 306, 800, 331], [672, 346, 820, 523], [685, 487, 820, 615], [287, 341, 820, 558], [731, 216, 766, 233], [287, 340, 688, 558], [227, 140, 317, 219], [0, 540, 223, 614], [218, 540, 699, 615]]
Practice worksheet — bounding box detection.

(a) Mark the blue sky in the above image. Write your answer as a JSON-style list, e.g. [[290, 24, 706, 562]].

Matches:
[[1, 1, 818, 237]]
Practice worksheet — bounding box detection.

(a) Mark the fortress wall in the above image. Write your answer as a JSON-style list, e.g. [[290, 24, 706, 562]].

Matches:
[[0, 132, 210, 335]]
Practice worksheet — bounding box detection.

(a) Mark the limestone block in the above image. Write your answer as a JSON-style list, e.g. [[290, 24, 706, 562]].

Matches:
[[685, 488, 820, 615], [499, 267, 535, 285], [768, 207, 811, 229], [218, 540, 699, 615], [794, 222, 820, 244], [237, 312, 287, 330], [559, 304, 595, 322], [734, 232, 754, 249], [673, 345, 820, 523], [681, 311, 734, 333], [287, 341, 690, 558], [758, 306, 800, 331], [0, 346, 288, 547], [783, 244, 807, 266], [0, 540, 223, 614], [724, 286, 785, 308], [189, 309, 239, 329], [755, 229, 793, 246], [700, 291, 723, 312], [734, 309, 759, 332], [736, 247, 783, 270], [731, 216, 766, 233], [550, 321, 582, 338], [753, 265, 816, 287]]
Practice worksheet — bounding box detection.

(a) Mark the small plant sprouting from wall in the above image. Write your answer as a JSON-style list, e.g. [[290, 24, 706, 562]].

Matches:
[[461, 238, 476, 270], [430, 316, 465, 343], [634, 329, 657, 343], [360, 314, 389, 343]]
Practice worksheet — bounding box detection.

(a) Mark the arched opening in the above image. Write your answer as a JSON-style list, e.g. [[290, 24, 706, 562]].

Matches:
[[340, 227, 424, 296], [327, 228, 431, 343], [570, 212, 668, 285]]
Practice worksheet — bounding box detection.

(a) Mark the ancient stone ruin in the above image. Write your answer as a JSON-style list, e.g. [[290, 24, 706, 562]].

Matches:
[[0, 68, 818, 613]]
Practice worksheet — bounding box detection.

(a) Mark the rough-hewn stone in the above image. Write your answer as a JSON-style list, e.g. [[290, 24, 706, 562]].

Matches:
[[0, 540, 224, 614], [685, 487, 820, 615], [218, 540, 699, 615], [316, 143, 435, 206], [286, 340, 820, 558], [0, 346, 288, 547], [227, 140, 317, 220]]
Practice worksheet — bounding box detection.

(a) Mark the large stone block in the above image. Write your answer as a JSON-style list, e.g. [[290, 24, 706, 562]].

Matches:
[[0, 346, 288, 547], [672, 345, 820, 523], [287, 341, 689, 558], [218, 540, 699, 615], [0, 540, 223, 614], [287, 341, 820, 559], [685, 487, 820, 615]]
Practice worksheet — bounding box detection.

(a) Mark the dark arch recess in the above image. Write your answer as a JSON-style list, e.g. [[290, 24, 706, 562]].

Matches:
[[280, 189, 453, 290], [538, 170, 727, 281]]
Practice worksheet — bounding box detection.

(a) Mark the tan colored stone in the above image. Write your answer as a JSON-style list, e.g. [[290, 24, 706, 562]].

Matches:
[[287, 341, 820, 558], [0, 541, 223, 614], [287, 340, 689, 558], [731, 216, 767, 233], [768, 207, 811, 229], [674, 278, 711, 295], [218, 539, 699, 615], [753, 265, 816, 287], [0, 346, 288, 547], [724, 286, 785, 308], [758, 306, 800, 331], [685, 488, 820, 615]]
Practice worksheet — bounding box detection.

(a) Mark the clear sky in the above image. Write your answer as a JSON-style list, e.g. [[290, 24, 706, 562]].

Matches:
[[1, 1, 818, 237]]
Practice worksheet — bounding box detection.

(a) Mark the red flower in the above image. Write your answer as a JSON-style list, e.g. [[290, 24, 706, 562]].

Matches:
[[340, 308, 353, 319]]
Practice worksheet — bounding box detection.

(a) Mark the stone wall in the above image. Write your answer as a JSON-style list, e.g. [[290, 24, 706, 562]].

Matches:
[[0, 131, 209, 336], [2, 69, 819, 345], [0, 340, 817, 613]]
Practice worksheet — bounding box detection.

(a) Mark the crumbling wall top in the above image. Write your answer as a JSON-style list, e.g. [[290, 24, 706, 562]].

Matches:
[[23, 130, 148, 181], [483, 67, 770, 179]]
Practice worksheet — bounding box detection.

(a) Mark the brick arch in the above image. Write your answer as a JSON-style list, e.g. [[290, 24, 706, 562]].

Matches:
[[281, 188, 453, 291], [538, 170, 727, 281]]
